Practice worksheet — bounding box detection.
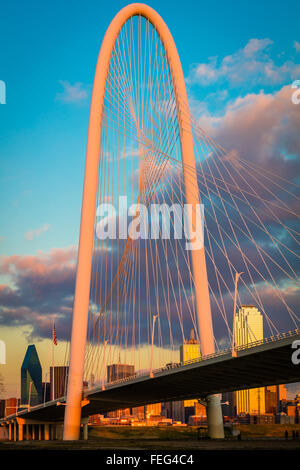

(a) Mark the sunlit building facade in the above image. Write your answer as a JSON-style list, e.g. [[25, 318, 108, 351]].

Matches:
[[180, 329, 201, 408], [234, 306, 265, 415]]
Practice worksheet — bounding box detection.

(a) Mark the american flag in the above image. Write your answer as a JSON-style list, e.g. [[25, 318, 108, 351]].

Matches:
[[52, 322, 57, 346]]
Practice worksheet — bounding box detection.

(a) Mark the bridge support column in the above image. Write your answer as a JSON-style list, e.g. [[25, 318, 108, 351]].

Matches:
[[38, 425, 42, 440], [32, 424, 35, 440], [55, 425, 61, 440], [18, 423, 23, 441], [206, 394, 224, 439], [26, 424, 30, 440], [8, 423, 12, 441], [44, 424, 50, 441], [14, 421, 17, 441], [83, 423, 88, 440]]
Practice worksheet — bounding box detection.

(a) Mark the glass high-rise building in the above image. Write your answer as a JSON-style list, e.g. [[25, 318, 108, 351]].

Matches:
[[21, 345, 42, 406], [234, 306, 265, 415]]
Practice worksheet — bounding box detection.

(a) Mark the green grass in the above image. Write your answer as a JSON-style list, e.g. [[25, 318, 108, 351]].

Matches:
[[89, 426, 198, 441], [89, 424, 300, 440], [239, 424, 300, 438]]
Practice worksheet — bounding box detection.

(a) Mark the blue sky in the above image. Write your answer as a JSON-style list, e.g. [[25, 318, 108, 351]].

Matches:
[[1, 0, 299, 257]]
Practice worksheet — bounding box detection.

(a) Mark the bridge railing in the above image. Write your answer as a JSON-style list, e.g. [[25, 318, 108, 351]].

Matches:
[[3, 328, 298, 417], [99, 328, 300, 390]]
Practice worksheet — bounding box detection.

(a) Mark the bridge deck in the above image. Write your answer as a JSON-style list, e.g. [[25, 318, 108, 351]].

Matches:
[[2, 333, 299, 423]]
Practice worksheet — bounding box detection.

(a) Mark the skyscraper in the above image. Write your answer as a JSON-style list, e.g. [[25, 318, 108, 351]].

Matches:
[[180, 329, 201, 409], [180, 329, 201, 362], [21, 345, 42, 407], [265, 384, 287, 414], [106, 362, 135, 418], [145, 402, 161, 418], [50, 366, 69, 400], [107, 363, 135, 383], [234, 306, 265, 415]]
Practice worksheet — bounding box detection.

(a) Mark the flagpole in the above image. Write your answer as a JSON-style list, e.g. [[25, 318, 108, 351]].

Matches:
[[52, 319, 55, 401]]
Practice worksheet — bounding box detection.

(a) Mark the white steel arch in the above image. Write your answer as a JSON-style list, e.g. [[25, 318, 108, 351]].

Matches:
[[63, 3, 223, 440]]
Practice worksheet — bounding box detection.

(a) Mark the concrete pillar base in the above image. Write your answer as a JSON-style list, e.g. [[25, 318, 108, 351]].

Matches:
[[26, 424, 30, 440], [206, 394, 225, 439], [18, 423, 23, 441], [44, 424, 50, 441], [83, 423, 88, 440]]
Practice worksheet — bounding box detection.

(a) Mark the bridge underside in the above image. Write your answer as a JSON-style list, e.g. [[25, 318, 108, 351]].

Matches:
[[3, 334, 298, 423]]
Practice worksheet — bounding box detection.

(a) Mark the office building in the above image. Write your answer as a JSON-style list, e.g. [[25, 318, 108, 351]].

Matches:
[[50, 366, 69, 400], [106, 362, 135, 418], [180, 329, 201, 408], [172, 400, 185, 422], [145, 402, 161, 418], [107, 363, 135, 383], [234, 306, 265, 415], [180, 329, 201, 362], [0, 399, 5, 418], [265, 386, 278, 414], [21, 345, 42, 407], [4, 397, 19, 416], [131, 406, 145, 420]]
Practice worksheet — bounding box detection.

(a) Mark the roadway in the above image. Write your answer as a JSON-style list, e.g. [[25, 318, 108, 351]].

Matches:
[[1, 331, 300, 423]]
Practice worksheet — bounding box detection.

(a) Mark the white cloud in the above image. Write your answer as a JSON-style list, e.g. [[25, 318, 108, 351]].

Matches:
[[24, 223, 51, 241], [56, 80, 88, 103], [243, 38, 273, 57], [188, 38, 300, 87], [294, 40, 300, 53]]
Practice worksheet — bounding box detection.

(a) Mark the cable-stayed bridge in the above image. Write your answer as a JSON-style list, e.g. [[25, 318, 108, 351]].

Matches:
[[1, 331, 300, 440], [1, 3, 300, 441]]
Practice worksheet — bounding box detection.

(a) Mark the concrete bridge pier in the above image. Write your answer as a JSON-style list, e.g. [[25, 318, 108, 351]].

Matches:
[[26, 424, 30, 440], [55, 424, 63, 440], [1, 418, 67, 442], [32, 424, 36, 440], [18, 422, 23, 441], [83, 423, 88, 440], [206, 394, 224, 439], [44, 423, 50, 440]]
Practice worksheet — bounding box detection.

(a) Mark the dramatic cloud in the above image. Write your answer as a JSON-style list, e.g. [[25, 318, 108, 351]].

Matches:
[[1, 81, 299, 350], [188, 38, 300, 88], [56, 80, 89, 103], [24, 223, 50, 241], [197, 85, 300, 181], [0, 247, 77, 341]]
